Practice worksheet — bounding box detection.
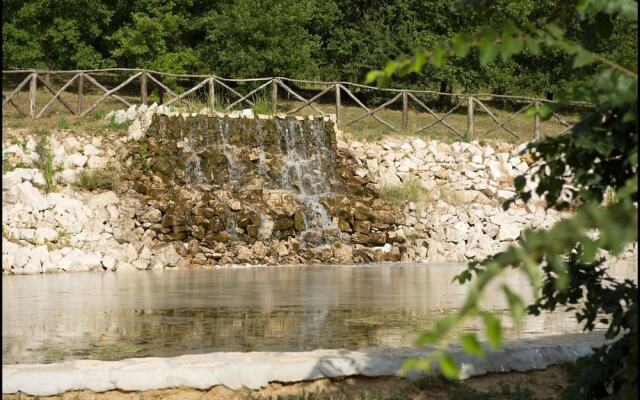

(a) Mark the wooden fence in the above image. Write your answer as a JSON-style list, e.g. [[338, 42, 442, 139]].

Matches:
[[2, 68, 582, 140]]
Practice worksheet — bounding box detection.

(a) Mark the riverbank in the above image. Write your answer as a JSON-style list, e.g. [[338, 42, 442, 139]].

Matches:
[[2, 105, 636, 273], [3, 332, 600, 397], [2, 364, 570, 399]]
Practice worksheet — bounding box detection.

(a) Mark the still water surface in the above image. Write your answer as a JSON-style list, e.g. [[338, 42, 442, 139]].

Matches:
[[3, 262, 636, 364]]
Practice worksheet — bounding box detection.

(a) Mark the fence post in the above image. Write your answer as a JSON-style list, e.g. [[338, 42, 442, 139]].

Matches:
[[335, 84, 341, 126], [402, 90, 409, 131], [29, 72, 37, 118], [534, 101, 541, 140], [467, 96, 474, 137], [140, 70, 147, 105], [208, 78, 215, 109], [271, 79, 278, 113], [77, 72, 84, 115]]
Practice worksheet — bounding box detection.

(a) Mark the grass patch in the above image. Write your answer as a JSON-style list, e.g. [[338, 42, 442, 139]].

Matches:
[[347, 129, 384, 142], [34, 129, 60, 192], [56, 115, 71, 129], [379, 177, 431, 207], [104, 114, 129, 130], [2, 152, 32, 172], [74, 169, 115, 191], [252, 93, 276, 115], [209, 95, 227, 112], [135, 143, 153, 176]]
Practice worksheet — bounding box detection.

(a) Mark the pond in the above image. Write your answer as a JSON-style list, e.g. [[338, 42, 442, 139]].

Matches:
[[3, 262, 636, 364]]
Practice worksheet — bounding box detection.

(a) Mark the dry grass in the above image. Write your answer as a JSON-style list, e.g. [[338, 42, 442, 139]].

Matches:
[[379, 178, 434, 207]]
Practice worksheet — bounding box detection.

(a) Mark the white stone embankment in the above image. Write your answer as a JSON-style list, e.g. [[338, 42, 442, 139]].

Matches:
[[2, 332, 603, 396], [347, 138, 637, 262]]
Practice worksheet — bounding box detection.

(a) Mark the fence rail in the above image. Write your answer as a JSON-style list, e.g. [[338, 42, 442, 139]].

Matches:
[[2, 68, 583, 140]]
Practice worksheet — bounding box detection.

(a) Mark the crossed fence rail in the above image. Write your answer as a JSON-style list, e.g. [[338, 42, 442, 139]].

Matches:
[[2, 68, 583, 140]]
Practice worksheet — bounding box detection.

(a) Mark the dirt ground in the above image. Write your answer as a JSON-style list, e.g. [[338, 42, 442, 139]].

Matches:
[[4, 365, 569, 400]]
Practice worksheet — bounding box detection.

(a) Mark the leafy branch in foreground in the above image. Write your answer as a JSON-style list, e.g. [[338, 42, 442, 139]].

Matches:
[[368, 1, 637, 398]]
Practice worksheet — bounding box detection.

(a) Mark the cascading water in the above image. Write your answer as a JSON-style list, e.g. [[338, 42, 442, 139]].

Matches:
[[175, 113, 340, 242], [217, 118, 242, 185], [254, 119, 269, 175], [184, 122, 204, 184], [275, 118, 337, 237]]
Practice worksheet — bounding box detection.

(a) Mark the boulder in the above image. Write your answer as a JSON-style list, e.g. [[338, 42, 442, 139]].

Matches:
[[128, 119, 144, 141], [236, 246, 254, 263], [83, 144, 101, 156], [87, 156, 107, 170], [58, 250, 102, 272], [16, 181, 47, 211], [497, 223, 523, 241], [379, 167, 402, 187], [34, 227, 58, 243], [154, 243, 181, 267], [68, 153, 88, 168], [87, 191, 119, 209], [140, 208, 162, 224]]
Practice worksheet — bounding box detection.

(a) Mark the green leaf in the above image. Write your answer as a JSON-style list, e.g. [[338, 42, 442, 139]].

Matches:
[[461, 333, 485, 357], [573, 50, 594, 68], [525, 37, 540, 55], [410, 51, 427, 73], [433, 46, 447, 68], [364, 70, 381, 84], [435, 353, 460, 379], [502, 285, 526, 326], [482, 313, 502, 350], [479, 37, 498, 65], [537, 103, 554, 119], [579, 237, 598, 263], [501, 34, 523, 62], [400, 357, 431, 375], [452, 33, 471, 57]]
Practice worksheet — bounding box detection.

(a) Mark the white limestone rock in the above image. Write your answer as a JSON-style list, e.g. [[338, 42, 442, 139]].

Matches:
[[68, 153, 88, 168], [497, 223, 523, 241], [16, 181, 47, 211]]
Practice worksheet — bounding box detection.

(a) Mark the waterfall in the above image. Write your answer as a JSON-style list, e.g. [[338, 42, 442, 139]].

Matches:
[[184, 121, 204, 184], [254, 118, 268, 175], [216, 117, 241, 185], [275, 118, 337, 236]]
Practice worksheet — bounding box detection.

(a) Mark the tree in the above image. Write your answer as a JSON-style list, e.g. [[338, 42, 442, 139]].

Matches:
[[367, 0, 637, 398], [109, 1, 197, 74], [195, 0, 321, 79]]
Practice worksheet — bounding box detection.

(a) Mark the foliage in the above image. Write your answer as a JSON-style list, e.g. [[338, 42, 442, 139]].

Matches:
[[380, 178, 431, 207], [252, 93, 276, 115], [368, 0, 637, 398], [35, 129, 59, 192], [56, 115, 70, 129], [74, 169, 114, 191], [135, 143, 153, 176], [3, 1, 637, 97]]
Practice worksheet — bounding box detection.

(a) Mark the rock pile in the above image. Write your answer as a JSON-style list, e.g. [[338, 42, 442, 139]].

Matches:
[[2, 178, 183, 274], [347, 138, 635, 262]]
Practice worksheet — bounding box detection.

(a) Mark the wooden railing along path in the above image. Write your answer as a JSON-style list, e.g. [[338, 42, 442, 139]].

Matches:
[[2, 68, 581, 140]]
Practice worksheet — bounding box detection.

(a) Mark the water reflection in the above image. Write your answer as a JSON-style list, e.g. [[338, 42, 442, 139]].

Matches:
[[3, 262, 636, 364]]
